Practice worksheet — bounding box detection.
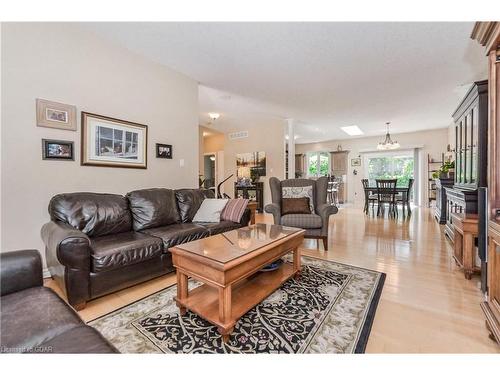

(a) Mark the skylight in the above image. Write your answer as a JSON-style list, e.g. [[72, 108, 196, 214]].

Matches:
[[341, 125, 364, 136]]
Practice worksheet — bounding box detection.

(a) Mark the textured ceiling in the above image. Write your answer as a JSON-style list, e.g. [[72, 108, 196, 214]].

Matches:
[[85, 22, 487, 143]]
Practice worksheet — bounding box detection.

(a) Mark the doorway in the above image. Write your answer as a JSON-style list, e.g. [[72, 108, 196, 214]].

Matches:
[[203, 153, 216, 192]]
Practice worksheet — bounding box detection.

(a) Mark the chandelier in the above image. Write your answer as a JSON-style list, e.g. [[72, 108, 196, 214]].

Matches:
[[377, 122, 400, 150]]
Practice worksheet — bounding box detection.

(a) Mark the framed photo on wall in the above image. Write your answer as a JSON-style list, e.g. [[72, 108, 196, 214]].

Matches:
[[42, 139, 74, 160], [156, 143, 172, 159], [81, 112, 148, 169], [236, 151, 266, 181], [36, 99, 77, 131], [351, 158, 361, 167]]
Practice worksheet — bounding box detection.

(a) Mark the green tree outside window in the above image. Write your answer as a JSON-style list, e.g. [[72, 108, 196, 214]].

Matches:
[[367, 156, 414, 187]]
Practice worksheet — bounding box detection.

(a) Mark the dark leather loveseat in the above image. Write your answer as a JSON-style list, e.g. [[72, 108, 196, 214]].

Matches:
[[0, 250, 117, 353], [41, 188, 250, 309]]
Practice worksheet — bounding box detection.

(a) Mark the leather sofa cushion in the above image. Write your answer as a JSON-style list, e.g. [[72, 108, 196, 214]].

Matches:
[[0, 286, 83, 351], [127, 188, 180, 231], [90, 231, 163, 273], [196, 220, 241, 236], [49, 192, 132, 237], [175, 189, 215, 223], [142, 223, 209, 250], [41, 326, 118, 353], [281, 214, 323, 229]]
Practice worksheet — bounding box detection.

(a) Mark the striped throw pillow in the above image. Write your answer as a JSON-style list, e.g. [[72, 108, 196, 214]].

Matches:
[[221, 199, 249, 223]]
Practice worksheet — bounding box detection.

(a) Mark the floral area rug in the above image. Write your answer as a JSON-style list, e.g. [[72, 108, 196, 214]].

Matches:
[[89, 255, 385, 353]]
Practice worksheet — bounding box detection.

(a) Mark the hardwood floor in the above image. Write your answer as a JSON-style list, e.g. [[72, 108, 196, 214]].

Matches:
[[45, 205, 500, 353]]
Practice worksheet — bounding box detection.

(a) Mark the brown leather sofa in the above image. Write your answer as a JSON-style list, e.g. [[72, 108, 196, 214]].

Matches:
[[0, 250, 117, 353], [41, 188, 250, 310]]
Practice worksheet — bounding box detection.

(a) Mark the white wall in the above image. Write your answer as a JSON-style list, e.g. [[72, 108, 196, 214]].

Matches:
[[296, 128, 450, 205], [1, 23, 199, 266]]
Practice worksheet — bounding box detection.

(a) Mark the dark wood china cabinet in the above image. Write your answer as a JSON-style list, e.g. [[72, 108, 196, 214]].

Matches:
[[444, 80, 488, 242], [434, 177, 454, 224], [471, 21, 500, 346]]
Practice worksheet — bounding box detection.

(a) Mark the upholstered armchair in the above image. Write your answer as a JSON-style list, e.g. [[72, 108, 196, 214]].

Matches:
[[265, 177, 338, 250]]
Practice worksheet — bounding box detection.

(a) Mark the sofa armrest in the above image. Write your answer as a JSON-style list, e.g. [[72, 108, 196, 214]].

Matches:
[[239, 208, 251, 227], [41, 221, 92, 308], [41, 221, 91, 271], [1, 250, 43, 296], [265, 203, 281, 225], [316, 204, 338, 235]]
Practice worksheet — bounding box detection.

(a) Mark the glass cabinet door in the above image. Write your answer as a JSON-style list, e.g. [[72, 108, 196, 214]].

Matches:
[[465, 113, 473, 184], [461, 119, 466, 184], [471, 107, 478, 185], [455, 124, 460, 184]]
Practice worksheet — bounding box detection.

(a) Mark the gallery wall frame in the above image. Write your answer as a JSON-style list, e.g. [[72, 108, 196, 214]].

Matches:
[[36, 99, 77, 131], [156, 143, 173, 159], [81, 112, 148, 169], [42, 139, 74, 161]]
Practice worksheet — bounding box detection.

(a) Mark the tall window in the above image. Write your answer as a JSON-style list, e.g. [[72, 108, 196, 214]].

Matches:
[[307, 152, 329, 177]]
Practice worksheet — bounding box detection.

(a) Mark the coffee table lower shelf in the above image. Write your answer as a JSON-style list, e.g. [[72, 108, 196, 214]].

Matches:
[[175, 262, 297, 340]]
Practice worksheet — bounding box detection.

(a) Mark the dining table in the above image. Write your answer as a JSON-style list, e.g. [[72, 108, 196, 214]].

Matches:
[[363, 185, 412, 215]]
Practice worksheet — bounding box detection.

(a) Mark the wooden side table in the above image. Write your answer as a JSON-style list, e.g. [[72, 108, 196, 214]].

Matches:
[[247, 201, 258, 225], [451, 212, 480, 279], [234, 182, 264, 212]]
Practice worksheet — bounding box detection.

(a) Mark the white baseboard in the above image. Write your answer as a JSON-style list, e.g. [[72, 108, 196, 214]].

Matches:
[[42, 268, 51, 279]]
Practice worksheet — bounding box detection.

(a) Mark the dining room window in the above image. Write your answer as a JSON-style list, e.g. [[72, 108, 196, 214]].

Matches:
[[364, 152, 415, 187], [307, 151, 329, 177]]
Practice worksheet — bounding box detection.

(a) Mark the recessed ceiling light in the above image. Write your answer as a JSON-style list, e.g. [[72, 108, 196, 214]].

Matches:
[[341, 125, 364, 136]]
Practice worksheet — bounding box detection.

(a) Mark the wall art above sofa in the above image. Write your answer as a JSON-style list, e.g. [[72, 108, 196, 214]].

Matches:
[[81, 112, 148, 169], [36, 98, 77, 131]]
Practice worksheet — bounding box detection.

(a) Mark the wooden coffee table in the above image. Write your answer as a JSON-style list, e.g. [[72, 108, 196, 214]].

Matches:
[[170, 223, 305, 342]]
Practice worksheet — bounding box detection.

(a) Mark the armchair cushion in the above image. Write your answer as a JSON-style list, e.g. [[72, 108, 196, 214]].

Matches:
[[281, 197, 311, 215], [41, 325, 117, 353], [0, 286, 82, 350], [282, 185, 315, 213], [0, 250, 43, 297], [281, 214, 322, 229]]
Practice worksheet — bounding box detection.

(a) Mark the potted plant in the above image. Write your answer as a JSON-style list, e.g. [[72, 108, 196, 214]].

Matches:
[[432, 161, 455, 179]]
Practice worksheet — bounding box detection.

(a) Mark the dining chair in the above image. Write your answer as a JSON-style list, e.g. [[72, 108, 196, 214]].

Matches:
[[376, 179, 398, 217], [397, 178, 414, 216], [361, 179, 377, 214]]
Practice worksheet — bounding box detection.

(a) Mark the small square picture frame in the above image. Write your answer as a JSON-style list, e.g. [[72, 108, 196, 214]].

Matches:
[[36, 99, 77, 131], [351, 158, 361, 167], [42, 139, 75, 161], [156, 143, 172, 159]]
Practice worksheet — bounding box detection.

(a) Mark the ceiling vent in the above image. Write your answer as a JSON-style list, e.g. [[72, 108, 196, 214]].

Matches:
[[228, 131, 249, 140]]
